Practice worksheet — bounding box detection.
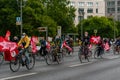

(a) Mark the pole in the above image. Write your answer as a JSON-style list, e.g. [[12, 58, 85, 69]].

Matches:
[[81, 12, 84, 40], [46, 27, 48, 40], [20, 0, 23, 36], [114, 19, 115, 40]]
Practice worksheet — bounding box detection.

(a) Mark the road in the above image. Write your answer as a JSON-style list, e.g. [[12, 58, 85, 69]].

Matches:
[[0, 46, 120, 80]]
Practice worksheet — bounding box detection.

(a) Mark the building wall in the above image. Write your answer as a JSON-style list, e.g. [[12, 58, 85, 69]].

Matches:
[[105, 0, 120, 21], [69, 0, 105, 26]]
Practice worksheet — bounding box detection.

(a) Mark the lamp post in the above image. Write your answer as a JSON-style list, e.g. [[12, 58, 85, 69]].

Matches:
[[16, 0, 27, 36]]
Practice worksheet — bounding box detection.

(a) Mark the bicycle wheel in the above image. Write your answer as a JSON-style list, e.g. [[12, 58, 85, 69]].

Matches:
[[62, 48, 67, 56], [0, 52, 4, 65], [9, 58, 20, 72], [26, 54, 35, 70], [44, 54, 52, 65], [78, 48, 83, 63], [55, 53, 63, 64], [94, 49, 100, 59], [88, 51, 92, 58]]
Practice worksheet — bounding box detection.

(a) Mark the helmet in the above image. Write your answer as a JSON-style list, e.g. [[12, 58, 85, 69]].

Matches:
[[22, 33, 26, 36]]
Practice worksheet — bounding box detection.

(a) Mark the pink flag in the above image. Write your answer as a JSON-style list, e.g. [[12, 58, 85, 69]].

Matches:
[[46, 41, 51, 52], [63, 41, 72, 52], [30, 36, 37, 53], [104, 42, 110, 51]]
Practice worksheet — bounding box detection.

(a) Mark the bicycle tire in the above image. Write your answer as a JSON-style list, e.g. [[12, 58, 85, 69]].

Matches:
[[78, 48, 83, 63], [26, 54, 35, 70], [0, 52, 4, 65], [55, 53, 63, 64], [44, 54, 52, 65], [9, 58, 20, 72]]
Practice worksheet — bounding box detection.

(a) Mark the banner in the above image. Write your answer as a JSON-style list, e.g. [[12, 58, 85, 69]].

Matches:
[[0, 37, 18, 51]]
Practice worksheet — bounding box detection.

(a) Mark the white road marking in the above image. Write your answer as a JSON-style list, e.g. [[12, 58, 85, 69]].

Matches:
[[69, 62, 92, 67], [0, 73, 37, 80], [105, 56, 120, 59]]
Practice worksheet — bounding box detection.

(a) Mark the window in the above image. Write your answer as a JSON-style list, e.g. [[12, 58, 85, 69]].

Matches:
[[96, 8, 98, 13], [87, 2, 93, 7], [107, 8, 115, 13], [87, 8, 93, 13], [78, 8, 84, 14], [118, 1, 120, 6], [107, 1, 115, 7], [78, 2, 85, 7], [117, 7, 120, 13], [70, 2, 75, 6]]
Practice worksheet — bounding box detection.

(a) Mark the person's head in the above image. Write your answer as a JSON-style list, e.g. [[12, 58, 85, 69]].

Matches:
[[21, 33, 26, 38], [14, 36, 18, 40], [84, 31, 88, 36]]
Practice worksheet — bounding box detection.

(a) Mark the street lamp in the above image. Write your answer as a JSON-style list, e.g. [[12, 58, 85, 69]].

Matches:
[[16, 0, 27, 36]]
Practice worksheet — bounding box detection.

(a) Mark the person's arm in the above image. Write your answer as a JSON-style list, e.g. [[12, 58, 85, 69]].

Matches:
[[18, 38, 22, 46], [24, 36, 30, 48]]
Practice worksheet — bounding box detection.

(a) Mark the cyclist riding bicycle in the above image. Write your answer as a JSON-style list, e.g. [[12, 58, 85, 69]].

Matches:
[[39, 37, 47, 56], [18, 33, 30, 65], [81, 31, 90, 59], [82, 32, 90, 46]]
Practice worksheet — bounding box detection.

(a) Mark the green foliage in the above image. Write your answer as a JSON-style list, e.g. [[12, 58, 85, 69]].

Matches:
[[0, 0, 75, 38], [77, 16, 118, 38]]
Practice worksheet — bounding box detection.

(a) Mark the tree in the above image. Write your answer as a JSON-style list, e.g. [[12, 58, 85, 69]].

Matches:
[[44, 0, 76, 34], [0, 0, 76, 37], [77, 16, 118, 38]]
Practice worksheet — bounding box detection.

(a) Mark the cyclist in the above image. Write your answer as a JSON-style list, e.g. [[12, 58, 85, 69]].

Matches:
[[82, 32, 90, 46], [114, 37, 120, 53], [39, 37, 47, 56], [96, 39, 104, 57], [81, 31, 90, 59], [18, 33, 30, 65]]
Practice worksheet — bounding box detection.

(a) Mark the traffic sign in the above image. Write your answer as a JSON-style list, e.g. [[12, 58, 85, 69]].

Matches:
[[16, 17, 21, 25]]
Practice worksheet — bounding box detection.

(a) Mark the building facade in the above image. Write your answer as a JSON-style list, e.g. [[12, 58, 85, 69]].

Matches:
[[69, 0, 105, 26], [105, 0, 120, 21]]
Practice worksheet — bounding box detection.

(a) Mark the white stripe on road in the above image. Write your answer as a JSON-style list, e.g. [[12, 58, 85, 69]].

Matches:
[[105, 56, 120, 59], [69, 62, 92, 67], [0, 73, 37, 80]]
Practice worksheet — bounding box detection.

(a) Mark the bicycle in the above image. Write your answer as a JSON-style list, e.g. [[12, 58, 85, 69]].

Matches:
[[113, 44, 120, 55], [78, 45, 92, 63], [9, 48, 35, 72], [46, 46, 64, 64], [0, 52, 4, 65], [94, 45, 104, 59]]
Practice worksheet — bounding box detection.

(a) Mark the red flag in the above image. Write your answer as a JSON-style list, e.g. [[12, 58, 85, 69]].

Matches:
[[5, 30, 11, 41], [90, 36, 101, 44]]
